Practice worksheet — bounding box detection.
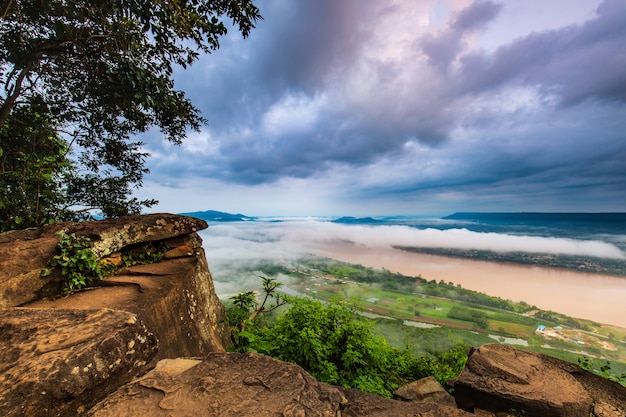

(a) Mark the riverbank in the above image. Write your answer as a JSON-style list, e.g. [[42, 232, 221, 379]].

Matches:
[[310, 243, 626, 328]]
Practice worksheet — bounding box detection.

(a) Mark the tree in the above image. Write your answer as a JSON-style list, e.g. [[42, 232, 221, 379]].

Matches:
[[228, 276, 288, 351], [0, 0, 261, 228], [0, 96, 71, 230], [227, 282, 471, 397], [252, 297, 420, 397]]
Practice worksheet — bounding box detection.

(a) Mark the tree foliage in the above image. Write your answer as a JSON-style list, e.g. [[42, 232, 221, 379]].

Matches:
[[229, 291, 470, 398], [0, 97, 71, 230], [0, 0, 261, 228], [447, 306, 489, 329], [254, 297, 420, 397], [228, 276, 288, 351]]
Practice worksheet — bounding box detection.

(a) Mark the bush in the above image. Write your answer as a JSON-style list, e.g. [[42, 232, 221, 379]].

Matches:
[[227, 279, 471, 397], [447, 306, 488, 329], [41, 230, 114, 291], [251, 297, 417, 397]]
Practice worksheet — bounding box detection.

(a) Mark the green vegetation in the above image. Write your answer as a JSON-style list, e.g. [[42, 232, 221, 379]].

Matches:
[[0, 100, 72, 231], [41, 231, 173, 292], [120, 242, 168, 267], [254, 296, 422, 397], [41, 231, 114, 291], [228, 276, 288, 351], [1, 0, 261, 229], [447, 306, 488, 329], [226, 277, 469, 397], [578, 356, 626, 385], [221, 256, 626, 389]]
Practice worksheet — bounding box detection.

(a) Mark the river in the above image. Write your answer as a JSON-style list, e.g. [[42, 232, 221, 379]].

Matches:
[[310, 244, 626, 328]]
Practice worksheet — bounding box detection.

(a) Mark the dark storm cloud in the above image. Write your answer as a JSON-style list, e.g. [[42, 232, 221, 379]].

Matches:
[[452, 1, 502, 30], [452, 0, 626, 104], [160, 3, 450, 184], [252, 0, 368, 92], [153, 0, 409, 184], [420, 1, 502, 71], [174, 0, 368, 123], [145, 0, 626, 211], [355, 101, 626, 206]]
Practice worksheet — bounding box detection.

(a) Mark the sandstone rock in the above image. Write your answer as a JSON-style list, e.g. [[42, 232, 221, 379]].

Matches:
[[0, 213, 208, 307], [0, 230, 62, 308], [26, 245, 232, 360], [162, 244, 194, 259], [100, 253, 124, 268], [0, 308, 158, 417], [69, 213, 208, 257], [2, 213, 231, 358], [593, 401, 625, 417], [395, 376, 456, 406], [89, 353, 472, 417], [453, 344, 626, 417]]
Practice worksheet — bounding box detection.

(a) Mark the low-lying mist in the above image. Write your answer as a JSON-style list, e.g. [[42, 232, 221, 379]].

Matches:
[[199, 220, 625, 296]]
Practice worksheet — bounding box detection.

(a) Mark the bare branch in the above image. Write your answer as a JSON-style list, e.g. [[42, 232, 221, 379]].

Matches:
[[0, 60, 37, 127], [1, 0, 14, 19]]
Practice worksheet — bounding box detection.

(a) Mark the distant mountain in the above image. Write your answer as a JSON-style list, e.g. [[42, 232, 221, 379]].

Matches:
[[443, 212, 626, 236], [331, 216, 383, 225], [180, 210, 255, 222], [444, 212, 626, 223]]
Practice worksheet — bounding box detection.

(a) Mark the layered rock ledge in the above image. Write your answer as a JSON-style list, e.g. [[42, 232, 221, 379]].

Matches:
[[88, 353, 471, 417], [1, 213, 231, 359]]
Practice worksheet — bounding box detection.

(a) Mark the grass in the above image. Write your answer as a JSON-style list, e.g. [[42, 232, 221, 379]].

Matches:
[[488, 320, 536, 338]]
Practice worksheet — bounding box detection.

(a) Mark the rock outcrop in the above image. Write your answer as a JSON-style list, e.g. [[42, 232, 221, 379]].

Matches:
[[0, 308, 158, 417], [88, 353, 472, 417], [0, 213, 208, 307], [2, 214, 232, 360], [453, 344, 626, 417]]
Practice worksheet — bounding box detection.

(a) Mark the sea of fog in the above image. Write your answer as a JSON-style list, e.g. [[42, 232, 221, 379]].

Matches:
[[198, 214, 626, 298]]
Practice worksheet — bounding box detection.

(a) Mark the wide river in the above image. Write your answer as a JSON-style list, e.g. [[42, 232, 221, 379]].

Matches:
[[310, 244, 626, 328]]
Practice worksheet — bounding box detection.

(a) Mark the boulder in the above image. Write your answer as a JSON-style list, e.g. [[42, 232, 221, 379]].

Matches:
[[64, 213, 208, 258], [453, 344, 626, 417], [0, 229, 61, 308], [88, 353, 472, 417], [0, 308, 158, 417], [395, 376, 456, 406]]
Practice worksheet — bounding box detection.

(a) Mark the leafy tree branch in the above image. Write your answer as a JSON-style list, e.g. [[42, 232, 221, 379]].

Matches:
[[0, 0, 261, 228]]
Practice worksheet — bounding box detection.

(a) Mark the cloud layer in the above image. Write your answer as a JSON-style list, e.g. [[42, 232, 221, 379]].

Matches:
[[201, 220, 625, 263], [141, 0, 626, 215]]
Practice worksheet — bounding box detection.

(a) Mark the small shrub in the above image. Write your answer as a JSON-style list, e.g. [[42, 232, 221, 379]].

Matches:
[[579, 356, 626, 386], [228, 276, 288, 352], [121, 242, 168, 266], [42, 230, 114, 292]]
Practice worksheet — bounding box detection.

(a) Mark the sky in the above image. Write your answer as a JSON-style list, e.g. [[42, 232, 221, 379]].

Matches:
[[138, 0, 626, 217]]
